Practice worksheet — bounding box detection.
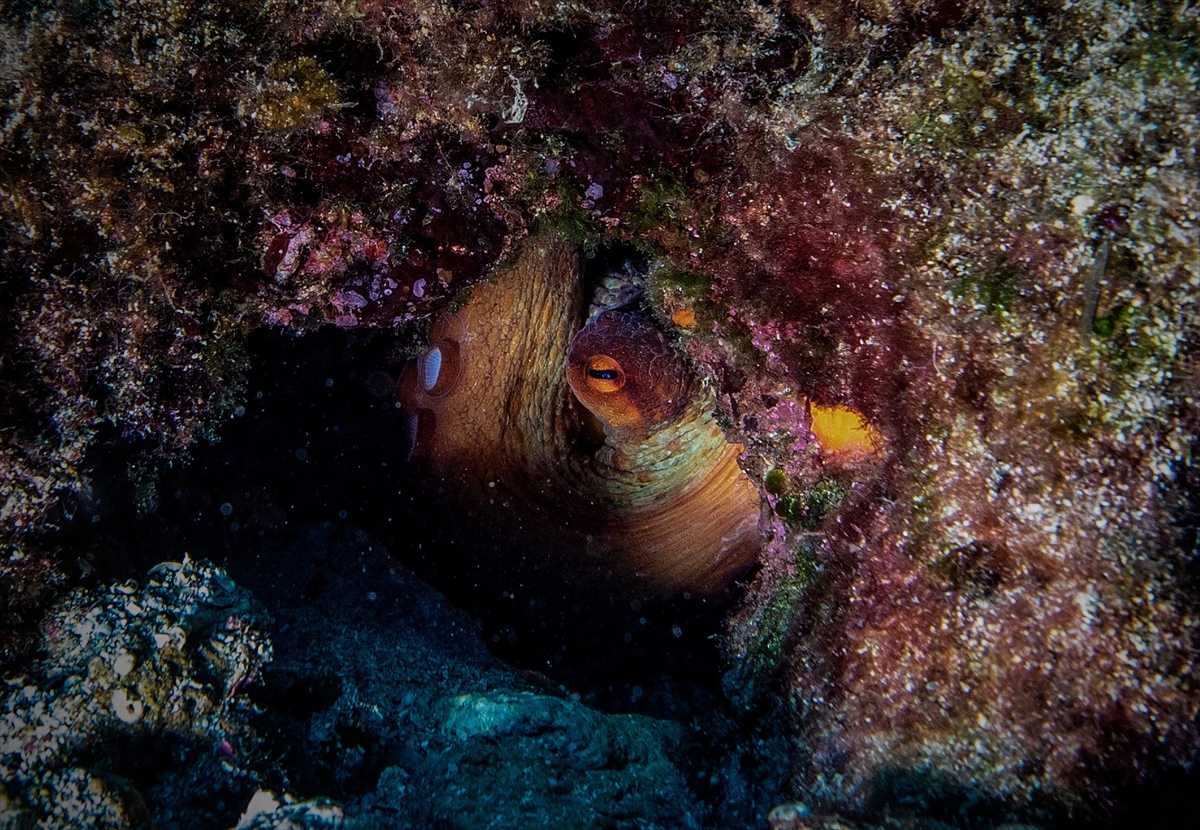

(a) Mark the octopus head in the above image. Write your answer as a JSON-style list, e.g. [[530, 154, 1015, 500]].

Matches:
[[566, 311, 692, 436]]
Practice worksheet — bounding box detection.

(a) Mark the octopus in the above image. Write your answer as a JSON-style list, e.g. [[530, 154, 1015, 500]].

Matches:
[[398, 237, 762, 596]]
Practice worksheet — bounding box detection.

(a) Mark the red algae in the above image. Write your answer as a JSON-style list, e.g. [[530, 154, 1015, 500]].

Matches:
[[712, 140, 926, 424], [0, 543, 64, 663], [0, 0, 1197, 823], [715, 2, 1200, 820]]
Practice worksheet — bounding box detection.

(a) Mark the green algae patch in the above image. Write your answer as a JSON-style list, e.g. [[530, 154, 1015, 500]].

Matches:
[[722, 539, 820, 709], [628, 173, 719, 253], [1091, 302, 1133, 338], [541, 199, 604, 253], [647, 263, 714, 306], [240, 58, 348, 136], [775, 477, 848, 531], [764, 467, 788, 496], [950, 260, 1021, 318]]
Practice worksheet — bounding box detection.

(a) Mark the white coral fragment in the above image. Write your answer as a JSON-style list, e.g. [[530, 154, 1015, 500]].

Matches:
[[235, 789, 281, 829], [112, 652, 135, 678], [111, 688, 143, 724]]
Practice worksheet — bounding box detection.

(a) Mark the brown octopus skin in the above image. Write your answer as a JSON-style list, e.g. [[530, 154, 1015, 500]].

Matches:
[[399, 237, 762, 596]]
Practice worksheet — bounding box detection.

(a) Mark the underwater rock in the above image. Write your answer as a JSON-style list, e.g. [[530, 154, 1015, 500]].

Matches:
[[217, 522, 705, 830], [2, 0, 1197, 825], [716, 1, 1200, 822], [231, 790, 346, 830], [0, 557, 271, 829], [0, 542, 64, 664], [0, 782, 36, 830], [399, 238, 762, 596], [767, 803, 858, 830], [438, 689, 697, 830]]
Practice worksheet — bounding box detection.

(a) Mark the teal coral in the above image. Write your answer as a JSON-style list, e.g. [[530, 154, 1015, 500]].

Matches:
[[438, 689, 695, 829]]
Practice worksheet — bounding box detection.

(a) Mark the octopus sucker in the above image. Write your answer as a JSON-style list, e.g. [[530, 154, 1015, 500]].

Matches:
[[399, 237, 762, 596]]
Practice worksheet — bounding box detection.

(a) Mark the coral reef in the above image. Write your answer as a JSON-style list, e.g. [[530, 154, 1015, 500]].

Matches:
[[0, 0, 964, 540], [0, 0, 1196, 824], [715, 0, 1200, 821], [0, 556, 271, 829]]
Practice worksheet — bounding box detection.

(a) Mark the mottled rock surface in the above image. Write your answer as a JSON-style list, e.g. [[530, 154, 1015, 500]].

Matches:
[[217, 522, 702, 830], [0, 557, 271, 829], [0, 523, 713, 829]]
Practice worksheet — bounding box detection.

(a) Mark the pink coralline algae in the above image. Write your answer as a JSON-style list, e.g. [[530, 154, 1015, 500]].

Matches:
[[258, 209, 457, 329], [711, 4, 1200, 821], [0, 0, 1196, 824]]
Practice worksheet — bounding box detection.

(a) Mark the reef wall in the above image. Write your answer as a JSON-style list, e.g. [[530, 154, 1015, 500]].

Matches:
[[1, 0, 1197, 824]]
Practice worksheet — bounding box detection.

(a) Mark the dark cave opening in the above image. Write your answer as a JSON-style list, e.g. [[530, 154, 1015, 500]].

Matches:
[[61, 320, 766, 719], [40, 319, 789, 825]]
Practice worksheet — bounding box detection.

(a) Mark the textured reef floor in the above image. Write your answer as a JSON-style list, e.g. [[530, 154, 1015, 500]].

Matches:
[[2, 0, 1199, 827], [0, 521, 746, 828]]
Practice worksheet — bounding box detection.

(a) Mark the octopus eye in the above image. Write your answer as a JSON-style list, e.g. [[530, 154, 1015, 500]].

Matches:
[[585, 355, 625, 393], [422, 347, 443, 391], [418, 339, 462, 397]]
